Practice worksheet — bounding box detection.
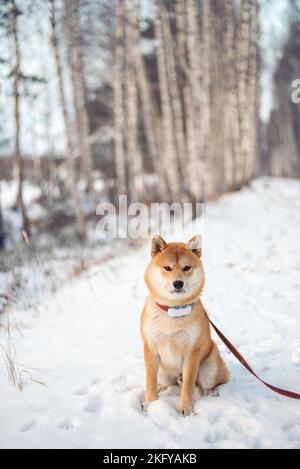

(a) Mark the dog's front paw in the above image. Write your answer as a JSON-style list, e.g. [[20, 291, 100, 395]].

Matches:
[[141, 401, 148, 413], [141, 397, 157, 413], [178, 405, 192, 417]]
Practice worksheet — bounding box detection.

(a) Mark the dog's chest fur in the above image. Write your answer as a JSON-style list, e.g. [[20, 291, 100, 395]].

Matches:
[[144, 307, 201, 370]]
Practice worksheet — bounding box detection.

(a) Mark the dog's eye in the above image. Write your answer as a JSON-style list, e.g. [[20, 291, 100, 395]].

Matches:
[[183, 266, 191, 272], [164, 266, 172, 272]]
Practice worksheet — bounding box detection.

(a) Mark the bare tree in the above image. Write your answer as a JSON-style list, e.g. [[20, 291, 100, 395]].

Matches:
[[223, 0, 237, 190], [133, 1, 167, 200], [197, 0, 211, 198], [0, 0, 264, 245], [244, 0, 259, 183], [237, 0, 251, 187], [155, 0, 180, 201], [0, 185, 5, 250], [268, 18, 300, 178], [10, 0, 30, 235], [174, 0, 202, 202], [185, 0, 202, 201], [161, 4, 187, 191], [114, 0, 127, 196], [49, 0, 86, 239], [207, 0, 224, 196], [71, 0, 96, 204], [35, 11, 54, 179], [24, 80, 41, 184], [124, 0, 143, 201]]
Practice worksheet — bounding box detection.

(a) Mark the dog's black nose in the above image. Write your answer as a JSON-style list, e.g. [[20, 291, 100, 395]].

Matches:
[[173, 280, 184, 290]]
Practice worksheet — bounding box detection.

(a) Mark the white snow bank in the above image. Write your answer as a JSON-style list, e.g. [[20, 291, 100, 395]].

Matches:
[[0, 180, 42, 210], [0, 177, 300, 449]]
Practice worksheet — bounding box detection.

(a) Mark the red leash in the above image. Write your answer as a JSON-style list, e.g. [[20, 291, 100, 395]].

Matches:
[[156, 302, 300, 400], [204, 307, 300, 401]]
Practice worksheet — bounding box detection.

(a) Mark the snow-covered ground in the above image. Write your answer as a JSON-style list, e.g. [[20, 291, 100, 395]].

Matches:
[[0, 178, 300, 449]]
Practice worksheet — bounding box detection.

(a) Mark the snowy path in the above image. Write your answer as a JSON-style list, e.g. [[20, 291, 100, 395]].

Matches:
[[0, 179, 300, 449]]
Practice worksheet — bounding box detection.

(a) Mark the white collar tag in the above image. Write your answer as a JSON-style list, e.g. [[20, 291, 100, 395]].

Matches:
[[168, 304, 192, 318]]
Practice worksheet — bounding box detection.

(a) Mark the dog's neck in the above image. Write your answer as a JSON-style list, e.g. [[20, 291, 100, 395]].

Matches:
[[150, 295, 201, 318], [155, 301, 195, 311], [149, 292, 201, 309]]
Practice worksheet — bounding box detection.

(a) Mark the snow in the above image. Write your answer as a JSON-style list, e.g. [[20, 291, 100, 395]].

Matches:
[[0, 178, 300, 449], [0, 180, 42, 210]]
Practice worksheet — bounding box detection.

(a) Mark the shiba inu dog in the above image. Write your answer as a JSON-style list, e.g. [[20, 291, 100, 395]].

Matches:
[[141, 235, 229, 416]]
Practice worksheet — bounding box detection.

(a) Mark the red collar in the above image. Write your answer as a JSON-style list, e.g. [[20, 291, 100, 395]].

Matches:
[[156, 302, 169, 312]]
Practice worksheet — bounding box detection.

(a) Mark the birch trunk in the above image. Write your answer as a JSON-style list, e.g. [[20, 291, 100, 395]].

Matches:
[[71, 0, 96, 205], [114, 0, 127, 196], [10, 0, 30, 235], [161, 4, 187, 189], [49, 0, 86, 239], [174, 0, 189, 194], [0, 185, 4, 250], [198, 0, 211, 199], [174, 0, 188, 72], [175, 0, 200, 202], [244, 0, 259, 183], [24, 81, 41, 184], [62, 0, 77, 154], [209, 2, 225, 196], [155, 0, 180, 201], [36, 16, 54, 179], [133, 7, 167, 200], [125, 0, 143, 202], [237, 0, 251, 187], [186, 0, 202, 201], [223, 0, 238, 190]]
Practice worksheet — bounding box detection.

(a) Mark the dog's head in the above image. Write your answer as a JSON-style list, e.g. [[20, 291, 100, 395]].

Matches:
[[145, 235, 205, 305]]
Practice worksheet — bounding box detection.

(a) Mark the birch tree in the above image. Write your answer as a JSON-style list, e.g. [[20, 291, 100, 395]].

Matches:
[[197, 0, 211, 198], [114, 0, 127, 196], [49, 0, 86, 239], [207, 0, 224, 196], [36, 12, 54, 179], [244, 0, 259, 183], [10, 0, 30, 235], [174, 0, 201, 201], [133, 2, 167, 200], [185, 0, 202, 201], [0, 184, 5, 250], [71, 0, 96, 204], [223, 0, 238, 190], [160, 3, 187, 190], [268, 19, 300, 178], [237, 0, 251, 187], [155, 0, 180, 201], [24, 81, 41, 184], [124, 0, 143, 201]]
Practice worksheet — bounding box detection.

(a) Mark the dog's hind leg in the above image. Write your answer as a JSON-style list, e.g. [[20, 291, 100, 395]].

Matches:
[[197, 342, 229, 396], [158, 367, 178, 393]]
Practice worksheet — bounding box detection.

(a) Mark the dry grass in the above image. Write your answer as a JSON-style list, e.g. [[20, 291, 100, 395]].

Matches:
[[0, 343, 47, 391], [0, 233, 47, 391], [0, 342, 21, 390]]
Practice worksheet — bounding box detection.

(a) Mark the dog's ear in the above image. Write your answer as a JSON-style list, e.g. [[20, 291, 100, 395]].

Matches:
[[186, 235, 202, 257], [151, 235, 167, 257]]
